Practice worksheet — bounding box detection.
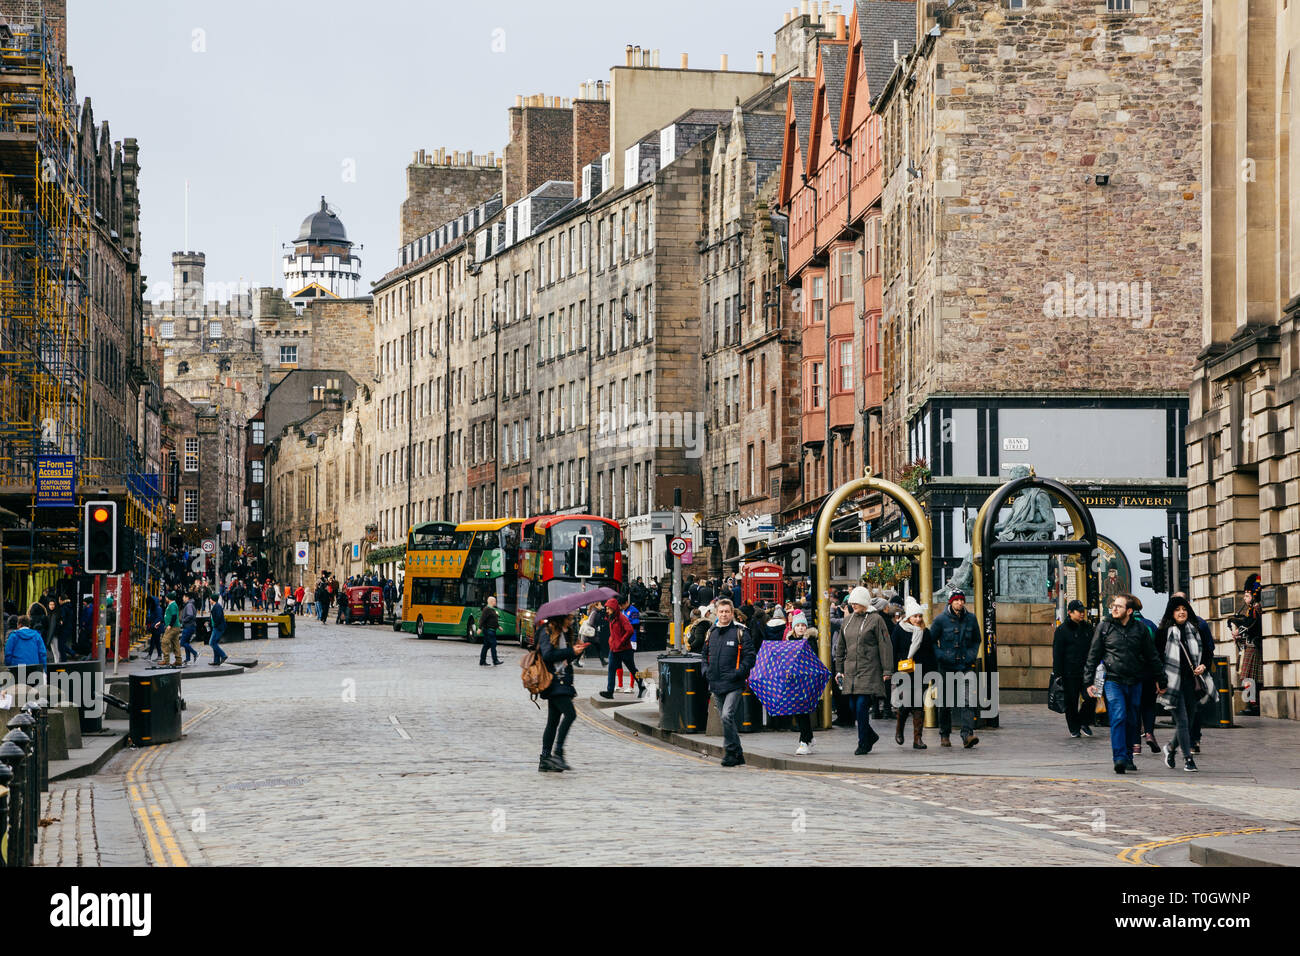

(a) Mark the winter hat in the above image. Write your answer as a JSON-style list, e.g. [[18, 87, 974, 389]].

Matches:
[[847, 585, 873, 608], [604, 597, 620, 612], [946, 589, 966, 604], [789, 610, 807, 627], [869, 597, 889, 612], [1245, 575, 1263, 596], [903, 596, 926, 620], [769, 606, 786, 622], [1066, 599, 1086, 614]]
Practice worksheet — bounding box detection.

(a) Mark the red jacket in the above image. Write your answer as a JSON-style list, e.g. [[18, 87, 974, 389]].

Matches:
[[608, 608, 634, 653]]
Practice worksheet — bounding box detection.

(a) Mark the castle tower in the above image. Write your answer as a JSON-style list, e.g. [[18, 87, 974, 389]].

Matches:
[[282, 196, 361, 299]]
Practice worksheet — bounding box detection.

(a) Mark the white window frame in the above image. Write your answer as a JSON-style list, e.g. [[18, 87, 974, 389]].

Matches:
[[183, 489, 198, 524], [184, 437, 199, 472]]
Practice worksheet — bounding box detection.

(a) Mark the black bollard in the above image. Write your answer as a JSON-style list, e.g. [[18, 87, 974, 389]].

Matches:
[[0, 759, 10, 865], [0, 738, 28, 867], [24, 703, 49, 794], [6, 714, 38, 849]]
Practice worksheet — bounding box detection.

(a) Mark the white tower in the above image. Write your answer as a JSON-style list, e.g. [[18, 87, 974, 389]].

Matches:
[[282, 196, 362, 299]]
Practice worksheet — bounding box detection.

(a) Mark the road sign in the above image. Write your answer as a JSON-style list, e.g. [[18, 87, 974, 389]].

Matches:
[[201, 538, 216, 555], [668, 536, 688, 556], [295, 541, 310, 566], [681, 538, 694, 565]]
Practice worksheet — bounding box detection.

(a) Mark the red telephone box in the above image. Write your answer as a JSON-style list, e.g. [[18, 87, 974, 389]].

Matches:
[[741, 562, 784, 607]]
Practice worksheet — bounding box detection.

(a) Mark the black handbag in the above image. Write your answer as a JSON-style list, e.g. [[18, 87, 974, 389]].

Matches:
[[1047, 674, 1066, 714]]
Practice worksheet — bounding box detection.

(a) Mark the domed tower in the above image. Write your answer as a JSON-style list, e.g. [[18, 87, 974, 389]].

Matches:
[[282, 196, 362, 299]]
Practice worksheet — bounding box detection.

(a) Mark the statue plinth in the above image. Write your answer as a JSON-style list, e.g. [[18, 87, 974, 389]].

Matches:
[[996, 555, 1051, 604]]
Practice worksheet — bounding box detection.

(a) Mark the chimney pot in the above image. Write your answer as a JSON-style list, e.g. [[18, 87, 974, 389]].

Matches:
[[514, 94, 523, 108], [836, 13, 846, 40], [681, 52, 689, 69], [770, 53, 776, 73], [801, 0, 809, 17], [756, 51, 763, 71], [652, 49, 660, 67], [720, 53, 728, 70], [626, 44, 633, 67]]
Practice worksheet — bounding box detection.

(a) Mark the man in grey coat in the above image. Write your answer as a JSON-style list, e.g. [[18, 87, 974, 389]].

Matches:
[[834, 586, 894, 755]]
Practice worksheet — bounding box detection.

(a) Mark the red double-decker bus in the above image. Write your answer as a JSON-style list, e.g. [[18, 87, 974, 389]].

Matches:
[[517, 514, 624, 644]]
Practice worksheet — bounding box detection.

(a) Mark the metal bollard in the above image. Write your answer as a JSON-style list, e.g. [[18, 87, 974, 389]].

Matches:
[[7, 714, 38, 849], [0, 759, 10, 865], [22, 703, 48, 793], [0, 737, 28, 866], [4, 728, 35, 860]]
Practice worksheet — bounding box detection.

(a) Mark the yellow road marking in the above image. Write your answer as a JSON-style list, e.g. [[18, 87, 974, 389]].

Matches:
[[149, 806, 188, 867], [134, 806, 165, 866], [1117, 826, 1276, 866]]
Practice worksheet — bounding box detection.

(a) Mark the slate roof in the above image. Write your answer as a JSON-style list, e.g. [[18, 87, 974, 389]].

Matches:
[[742, 112, 785, 163], [790, 79, 815, 159], [821, 42, 849, 132], [668, 108, 733, 129], [858, 0, 916, 105]]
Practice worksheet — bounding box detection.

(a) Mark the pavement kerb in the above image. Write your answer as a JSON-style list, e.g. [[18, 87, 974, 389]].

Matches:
[[606, 698, 1054, 779], [49, 727, 130, 782]]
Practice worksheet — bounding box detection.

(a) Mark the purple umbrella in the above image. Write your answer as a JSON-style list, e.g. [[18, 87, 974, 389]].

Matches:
[[746, 640, 831, 716], [535, 586, 619, 625]]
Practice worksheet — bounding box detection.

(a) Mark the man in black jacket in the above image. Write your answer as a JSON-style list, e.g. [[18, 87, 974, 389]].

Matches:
[[1053, 600, 1095, 738], [478, 595, 501, 666], [1084, 592, 1163, 774], [701, 598, 756, 767], [930, 590, 982, 748]]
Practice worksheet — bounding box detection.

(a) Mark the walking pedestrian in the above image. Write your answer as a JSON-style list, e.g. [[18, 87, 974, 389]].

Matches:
[[835, 587, 893, 755], [209, 594, 229, 666], [1052, 599, 1096, 738], [161, 592, 183, 667], [179, 591, 199, 665], [701, 597, 756, 767], [600, 597, 644, 699], [536, 614, 591, 772], [764, 605, 786, 644], [479, 595, 502, 666], [77, 594, 95, 660], [145, 595, 163, 661], [1155, 595, 1204, 772], [295, 585, 306, 617], [588, 599, 609, 667], [930, 589, 982, 749], [1172, 591, 1214, 753], [786, 611, 820, 755], [891, 597, 936, 750], [1084, 592, 1162, 774]]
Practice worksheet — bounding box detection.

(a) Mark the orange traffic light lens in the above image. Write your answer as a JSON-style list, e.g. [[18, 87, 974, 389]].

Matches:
[[92, 507, 109, 522]]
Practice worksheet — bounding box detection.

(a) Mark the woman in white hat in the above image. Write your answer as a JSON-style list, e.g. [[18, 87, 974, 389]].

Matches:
[[834, 586, 894, 755], [891, 597, 937, 749]]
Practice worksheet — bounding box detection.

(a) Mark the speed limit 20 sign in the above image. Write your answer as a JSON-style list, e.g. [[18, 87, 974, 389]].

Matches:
[[669, 536, 688, 556]]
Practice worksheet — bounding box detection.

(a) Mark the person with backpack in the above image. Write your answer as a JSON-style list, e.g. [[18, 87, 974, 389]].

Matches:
[[530, 613, 591, 772]]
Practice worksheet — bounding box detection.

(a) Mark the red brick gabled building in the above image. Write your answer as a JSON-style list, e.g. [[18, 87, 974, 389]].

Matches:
[[779, 2, 914, 530]]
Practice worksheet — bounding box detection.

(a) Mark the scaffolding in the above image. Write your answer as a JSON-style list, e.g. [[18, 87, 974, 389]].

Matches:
[[0, 7, 89, 485]]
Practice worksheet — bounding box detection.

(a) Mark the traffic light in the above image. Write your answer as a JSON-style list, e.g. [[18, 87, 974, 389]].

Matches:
[[84, 500, 119, 574], [1172, 537, 1190, 594], [1139, 536, 1166, 593], [574, 534, 593, 578]]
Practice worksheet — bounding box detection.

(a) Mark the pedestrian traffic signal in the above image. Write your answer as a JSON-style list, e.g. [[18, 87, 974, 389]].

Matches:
[[1139, 536, 1166, 593], [574, 534, 593, 578], [84, 500, 119, 574]]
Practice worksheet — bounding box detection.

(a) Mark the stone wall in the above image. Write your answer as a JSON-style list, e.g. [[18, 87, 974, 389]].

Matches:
[[401, 162, 502, 246]]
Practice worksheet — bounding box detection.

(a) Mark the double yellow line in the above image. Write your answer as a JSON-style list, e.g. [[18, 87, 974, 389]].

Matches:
[[126, 706, 214, 867], [1118, 826, 1271, 865]]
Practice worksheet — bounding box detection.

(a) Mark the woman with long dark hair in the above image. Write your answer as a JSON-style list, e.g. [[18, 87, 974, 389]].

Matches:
[[1155, 595, 1205, 772], [536, 613, 591, 772]]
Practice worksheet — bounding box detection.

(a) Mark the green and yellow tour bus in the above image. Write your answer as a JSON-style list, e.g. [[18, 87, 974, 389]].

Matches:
[[400, 518, 523, 640]]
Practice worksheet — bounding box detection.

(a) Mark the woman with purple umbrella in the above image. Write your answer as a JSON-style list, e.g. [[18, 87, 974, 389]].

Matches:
[[787, 611, 819, 755]]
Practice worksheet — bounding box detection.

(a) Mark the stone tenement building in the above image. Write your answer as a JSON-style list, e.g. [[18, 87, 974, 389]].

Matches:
[[264, 385, 375, 584], [1189, 0, 1300, 720], [368, 48, 773, 583], [869, 0, 1202, 607], [80, 100, 145, 485]]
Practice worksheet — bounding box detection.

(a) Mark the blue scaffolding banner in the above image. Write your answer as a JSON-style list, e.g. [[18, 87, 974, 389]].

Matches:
[[35, 455, 76, 507], [127, 472, 162, 506]]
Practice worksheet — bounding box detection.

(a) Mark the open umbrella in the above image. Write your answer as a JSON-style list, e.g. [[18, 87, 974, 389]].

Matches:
[[535, 586, 619, 625], [746, 640, 831, 716]]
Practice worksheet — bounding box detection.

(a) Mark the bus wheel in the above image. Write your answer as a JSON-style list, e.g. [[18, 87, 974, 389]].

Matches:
[[392, 618, 401, 632]]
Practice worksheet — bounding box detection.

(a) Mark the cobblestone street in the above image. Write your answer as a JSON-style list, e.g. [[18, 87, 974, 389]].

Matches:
[[34, 617, 1298, 866]]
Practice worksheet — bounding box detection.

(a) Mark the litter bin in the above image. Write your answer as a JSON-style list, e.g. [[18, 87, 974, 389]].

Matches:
[[636, 614, 669, 653], [250, 622, 269, 640], [129, 671, 183, 747], [658, 654, 709, 733], [739, 688, 763, 734]]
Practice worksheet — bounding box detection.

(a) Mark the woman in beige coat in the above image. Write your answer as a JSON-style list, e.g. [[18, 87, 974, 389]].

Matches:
[[834, 587, 894, 755]]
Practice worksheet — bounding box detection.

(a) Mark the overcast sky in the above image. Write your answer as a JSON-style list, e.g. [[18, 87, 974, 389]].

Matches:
[[67, 0, 797, 300]]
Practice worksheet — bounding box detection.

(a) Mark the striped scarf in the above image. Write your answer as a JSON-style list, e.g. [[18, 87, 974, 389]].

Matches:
[[1162, 622, 1201, 696]]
